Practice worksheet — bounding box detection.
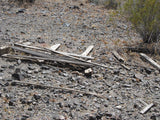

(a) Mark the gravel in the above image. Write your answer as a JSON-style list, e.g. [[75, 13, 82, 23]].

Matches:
[[0, 0, 160, 120]]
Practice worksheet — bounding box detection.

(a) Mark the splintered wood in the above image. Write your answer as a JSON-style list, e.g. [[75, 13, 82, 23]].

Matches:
[[2, 43, 108, 69], [112, 51, 125, 63], [140, 53, 160, 71], [0, 46, 10, 56]]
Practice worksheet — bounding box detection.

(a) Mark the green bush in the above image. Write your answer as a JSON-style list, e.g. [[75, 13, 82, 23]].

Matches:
[[124, 0, 160, 43]]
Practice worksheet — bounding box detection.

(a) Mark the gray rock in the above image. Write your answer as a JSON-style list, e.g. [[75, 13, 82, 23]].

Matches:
[[52, 114, 65, 120], [38, 39, 45, 43]]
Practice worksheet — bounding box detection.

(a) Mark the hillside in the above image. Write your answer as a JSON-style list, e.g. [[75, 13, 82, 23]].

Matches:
[[0, 0, 159, 120]]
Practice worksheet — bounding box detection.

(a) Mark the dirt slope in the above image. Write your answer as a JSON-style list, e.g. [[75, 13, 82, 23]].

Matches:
[[0, 0, 159, 120]]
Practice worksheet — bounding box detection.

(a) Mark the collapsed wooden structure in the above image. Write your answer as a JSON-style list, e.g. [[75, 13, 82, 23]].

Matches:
[[1, 43, 108, 69]]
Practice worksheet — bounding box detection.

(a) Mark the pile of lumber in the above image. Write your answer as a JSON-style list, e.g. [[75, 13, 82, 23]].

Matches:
[[1, 43, 108, 69]]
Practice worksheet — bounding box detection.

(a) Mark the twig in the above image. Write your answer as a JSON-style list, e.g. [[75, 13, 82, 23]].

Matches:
[[11, 81, 107, 99]]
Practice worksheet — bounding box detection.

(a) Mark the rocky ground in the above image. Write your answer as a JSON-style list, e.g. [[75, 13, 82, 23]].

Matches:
[[0, 0, 160, 120]]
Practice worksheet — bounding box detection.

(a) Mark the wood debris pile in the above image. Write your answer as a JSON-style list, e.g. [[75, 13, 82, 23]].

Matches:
[[0, 43, 108, 69]]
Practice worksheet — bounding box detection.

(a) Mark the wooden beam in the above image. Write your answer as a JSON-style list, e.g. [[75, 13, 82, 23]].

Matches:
[[50, 44, 61, 51], [140, 53, 160, 71], [10, 46, 109, 68], [81, 45, 94, 56], [15, 43, 94, 59], [50, 50, 94, 59], [2, 54, 94, 67], [112, 51, 125, 62], [0, 46, 10, 56]]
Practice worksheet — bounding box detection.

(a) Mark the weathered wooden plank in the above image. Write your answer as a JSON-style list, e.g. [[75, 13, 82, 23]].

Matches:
[[50, 44, 61, 51], [0, 46, 10, 56], [10, 46, 109, 68], [15, 43, 94, 59], [140, 103, 154, 114], [140, 53, 160, 70], [50, 50, 94, 59], [14, 43, 46, 51], [82, 45, 94, 74], [81, 45, 94, 56], [2, 54, 94, 67], [112, 51, 125, 62]]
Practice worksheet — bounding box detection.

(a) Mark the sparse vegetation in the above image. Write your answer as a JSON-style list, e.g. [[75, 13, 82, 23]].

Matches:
[[88, 0, 118, 9], [124, 0, 160, 43]]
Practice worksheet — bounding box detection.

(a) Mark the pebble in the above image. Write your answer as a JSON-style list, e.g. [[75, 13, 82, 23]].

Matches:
[[115, 105, 122, 110], [17, 59, 21, 64], [33, 94, 41, 100], [9, 99, 15, 106], [38, 39, 45, 43], [52, 114, 65, 120], [12, 73, 24, 80], [27, 70, 33, 74], [145, 68, 152, 74], [42, 70, 51, 74]]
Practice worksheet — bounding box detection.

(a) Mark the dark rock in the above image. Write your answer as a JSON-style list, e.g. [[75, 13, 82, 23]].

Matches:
[[150, 115, 156, 120], [88, 114, 97, 120], [69, 5, 80, 10], [1, 65, 8, 68], [113, 69, 120, 75], [4, 82, 9, 86], [20, 98, 26, 104], [145, 68, 152, 74], [28, 107, 33, 111], [41, 66, 50, 70], [33, 94, 41, 100], [4, 78, 12, 82], [16, 9, 25, 14], [12, 73, 24, 80], [38, 39, 45, 43], [9, 100, 15, 106], [0, 68, 4, 72], [27, 100, 33, 105], [9, 65, 15, 69]]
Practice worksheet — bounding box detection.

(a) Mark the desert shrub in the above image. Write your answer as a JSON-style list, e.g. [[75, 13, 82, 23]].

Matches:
[[124, 0, 160, 43], [104, 0, 118, 9]]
